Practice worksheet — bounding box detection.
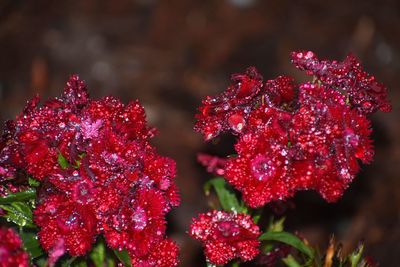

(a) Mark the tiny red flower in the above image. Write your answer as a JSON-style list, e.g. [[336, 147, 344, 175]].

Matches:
[[190, 210, 260, 265]]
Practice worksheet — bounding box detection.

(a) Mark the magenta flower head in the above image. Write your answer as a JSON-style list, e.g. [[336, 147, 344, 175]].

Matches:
[[0, 75, 180, 266], [0, 227, 29, 267], [190, 210, 261, 265]]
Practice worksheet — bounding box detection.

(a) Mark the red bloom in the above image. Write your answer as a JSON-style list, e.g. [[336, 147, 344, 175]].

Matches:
[[290, 83, 373, 201], [0, 227, 29, 267], [225, 106, 293, 207], [0, 75, 180, 261], [291, 51, 391, 114], [190, 210, 260, 265], [196, 51, 385, 207], [102, 188, 167, 257]]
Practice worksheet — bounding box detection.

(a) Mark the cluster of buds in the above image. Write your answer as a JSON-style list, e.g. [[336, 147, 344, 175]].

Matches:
[[0, 76, 179, 266]]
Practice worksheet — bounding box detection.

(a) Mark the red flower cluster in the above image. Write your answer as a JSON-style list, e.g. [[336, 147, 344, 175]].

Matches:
[[189, 210, 260, 265], [290, 51, 391, 114], [196, 51, 390, 208], [0, 76, 179, 266], [0, 227, 29, 267]]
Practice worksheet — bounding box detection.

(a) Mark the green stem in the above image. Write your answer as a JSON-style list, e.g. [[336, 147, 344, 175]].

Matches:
[[231, 262, 240, 267]]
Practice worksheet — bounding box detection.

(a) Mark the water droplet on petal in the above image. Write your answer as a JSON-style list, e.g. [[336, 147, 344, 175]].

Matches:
[[228, 113, 245, 133]]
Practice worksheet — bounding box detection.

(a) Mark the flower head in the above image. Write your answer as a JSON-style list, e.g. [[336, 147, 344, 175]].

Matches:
[[190, 210, 260, 265], [0, 75, 180, 265], [196, 51, 388, 207]]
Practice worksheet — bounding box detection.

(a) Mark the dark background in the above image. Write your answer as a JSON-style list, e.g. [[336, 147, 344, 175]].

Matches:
[[0, 0, 399, 266]]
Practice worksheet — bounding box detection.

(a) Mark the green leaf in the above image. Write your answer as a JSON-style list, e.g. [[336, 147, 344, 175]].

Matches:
[[114, 249, 132, 267], [262, 243, 274, 254], [74, 261, 88, 267], [204, 177, 245, 213], [0, 202, 35, 227], [61, 257, 88, 267], [20, 232, 44, 259], [35, 258, 48, 267], [282, 254, 302, 267], [28, 177, 40, 187], [58, 153, 69, 169], [253, 213, 262, 224], [106, 258, 116, 267], [61, 257, 77, 267], [349, 244, 364, 267], [90, 242, 105, 267], [259, 231, 315, 259], [0, 189, 36, 204], [268, 217, 285, 232]]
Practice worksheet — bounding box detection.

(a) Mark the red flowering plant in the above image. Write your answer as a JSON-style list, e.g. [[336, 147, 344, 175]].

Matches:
[[0, 76, 180, 266], [191, 51, 390, 266]]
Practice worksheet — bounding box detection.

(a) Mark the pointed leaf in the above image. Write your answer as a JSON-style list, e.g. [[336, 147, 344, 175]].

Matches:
[[0, 189, 36, 204], [20, 232, 44, 259], [259, 231, 315, 259], [0, 202, 35, 227], [61, 257, 77, 267], [349, 244, 364, 267], [114, 249, 132, 267], [268, 217, 285, 232], [35, 258, 48, 267], [58, 153, 69, 169], [204, 177, 245, 213], [282, 254, 302, 267], [90, 242, 105, 267], [28, 177, 40, 187]]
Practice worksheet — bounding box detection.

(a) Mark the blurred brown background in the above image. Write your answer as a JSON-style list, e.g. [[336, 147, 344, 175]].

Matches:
[[0, 0, 399, 266]]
